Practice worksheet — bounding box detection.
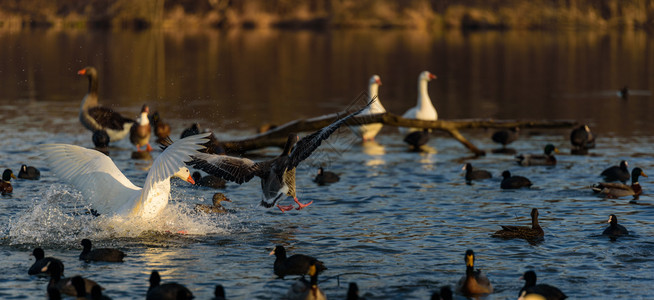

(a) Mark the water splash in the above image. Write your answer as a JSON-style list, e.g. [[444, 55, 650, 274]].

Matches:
[[5, 185, 234, 246]]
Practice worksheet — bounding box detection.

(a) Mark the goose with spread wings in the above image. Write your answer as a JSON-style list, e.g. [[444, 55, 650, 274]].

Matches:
[[188, 102, 372, 212], [43, 133, 209, 219]]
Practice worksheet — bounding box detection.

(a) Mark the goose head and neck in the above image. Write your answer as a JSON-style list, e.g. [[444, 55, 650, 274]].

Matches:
[[282, 133, 298, 156], [174, 167, 195, 185], [417, 71, 437, 111], [464, 249, 475, 276], [530, 208, 541, 229], [78, 66, 99, 109], [137, 104, 150, 126], [368, 75, 384, 112]]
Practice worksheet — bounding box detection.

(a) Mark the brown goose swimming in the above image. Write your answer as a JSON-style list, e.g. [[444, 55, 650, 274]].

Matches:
[[492, 208, 544, 241], [188, 102, 371, 211], [77, 67, 135, 141]]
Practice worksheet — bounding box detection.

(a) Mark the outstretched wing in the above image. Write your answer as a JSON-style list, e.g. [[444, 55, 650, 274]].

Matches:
[[187, 152, 263, 184], [289, 99, 373, 167], [136, 133, 210, 214], [42, 144, 140, 213]]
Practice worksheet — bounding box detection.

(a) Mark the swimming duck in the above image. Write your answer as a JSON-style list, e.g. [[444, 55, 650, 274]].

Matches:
[[354, 75, 385, 141], [188, 101, 371, 212], [600, 160, 630, 183], [130, 104, 152, 152], [150, 111, 171, 143], [519, 270, 567, 300], [602, 214, 629, 239], [592, 167, 647, 198], [195, 193, 232, 213], [462, 163, 492, 184], [399, 71, 438, 134], [570, 124, 595, 154], [72, 276, 111, 300], [43, 262, 102, 297], [79, 239, 126, 262], [286, 259, 326, 300], [270, 245, 327, 279], [43, 134, 207, 219], [1, 169, 17, 195], [491, 127, 519, 154], [77, 67, 135, 141], [403, 129, 430, 151], [492, 208, 544, 241], [516, 144, 559, 166], [456, 249, 493, 297], [17, 164, 40, 180], [28, 248, 64, 276], [501, 171, 532, 189], [147, 270, 193, 300], [313, 167, 340, 185]]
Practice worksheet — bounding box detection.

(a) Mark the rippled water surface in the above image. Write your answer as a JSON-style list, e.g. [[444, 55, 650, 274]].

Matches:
[[0, 29, 653, 299]]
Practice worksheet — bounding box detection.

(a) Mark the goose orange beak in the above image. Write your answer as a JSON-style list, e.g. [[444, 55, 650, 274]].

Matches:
[[186, 176, 195, 185], [77, 69, 86, 75]]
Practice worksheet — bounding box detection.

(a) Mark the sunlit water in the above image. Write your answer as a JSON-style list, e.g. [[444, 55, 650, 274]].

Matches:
[[0, 29, 653, 299]]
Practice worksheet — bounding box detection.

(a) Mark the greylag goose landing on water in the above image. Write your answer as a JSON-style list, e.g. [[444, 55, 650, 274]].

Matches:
[[188, 101, 373, 212], [77, 67, 135, 142]]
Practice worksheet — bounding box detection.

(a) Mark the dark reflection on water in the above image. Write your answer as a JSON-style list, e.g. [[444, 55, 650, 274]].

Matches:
[[0, 29, 653, 299]]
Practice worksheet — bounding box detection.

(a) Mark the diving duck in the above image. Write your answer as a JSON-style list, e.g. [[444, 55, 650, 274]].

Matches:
[[592, 167, 646, 198], [313, 167, 340, 185], [403, 129, 430, 151], [79, 239, 126, 262], [286, 259, 327, 300], [600, 160, 630, 183], [17, 164, 40, 180], [602, 214, 629, 239], [147, 270, 193, 300], [150, 111, 171, 143], [399, 71, 438, 134], [77, 66, 135, 141], [270, 245, 327, 279], [354, 74, 385, 141], [519, 270, 567, 300], [456, 249, 493, 297], [491, 127, 519, 154], [194, 193, 232, 213], [462, 163, 492, 184], [516, 144, 559, 166], [570, 124, 595, 155], [1, 169, 17, 195], [492, 208, 544, 241], [130, 104, 152, 152], [188, 101, 371, 212], [501, 170, 532, 189], [28, 248, 64, 276]]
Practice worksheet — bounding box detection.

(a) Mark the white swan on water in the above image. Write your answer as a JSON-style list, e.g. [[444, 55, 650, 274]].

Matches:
[[43, 133, 209, 219]]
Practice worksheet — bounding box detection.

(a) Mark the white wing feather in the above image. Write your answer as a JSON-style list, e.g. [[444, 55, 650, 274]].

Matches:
[[42, 144, 140, 213]]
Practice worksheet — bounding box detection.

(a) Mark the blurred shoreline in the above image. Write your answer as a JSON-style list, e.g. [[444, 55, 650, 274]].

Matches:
[[1, 0, 653, 31]]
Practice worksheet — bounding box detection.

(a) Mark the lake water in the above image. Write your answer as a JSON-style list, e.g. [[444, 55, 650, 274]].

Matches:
[[0, 29, 653, 299]]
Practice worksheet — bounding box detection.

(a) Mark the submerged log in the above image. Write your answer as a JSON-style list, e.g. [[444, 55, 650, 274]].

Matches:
[[221, 112, 577, 156]]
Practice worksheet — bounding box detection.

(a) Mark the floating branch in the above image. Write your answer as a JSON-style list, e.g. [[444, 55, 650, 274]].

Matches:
[[221, 112, 578, 156]]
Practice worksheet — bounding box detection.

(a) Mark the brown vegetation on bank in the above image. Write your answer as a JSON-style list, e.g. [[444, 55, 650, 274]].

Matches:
[[1, 0, 653, 30]]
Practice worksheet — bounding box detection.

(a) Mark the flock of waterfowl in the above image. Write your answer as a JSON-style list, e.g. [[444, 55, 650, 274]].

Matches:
[[3, 66, 646, 299]]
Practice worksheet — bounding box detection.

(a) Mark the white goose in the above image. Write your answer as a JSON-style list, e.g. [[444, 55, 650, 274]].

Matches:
[[354, 75, 385, 141], [43, 133, 209, 219], [399, 71, 438, 134]]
